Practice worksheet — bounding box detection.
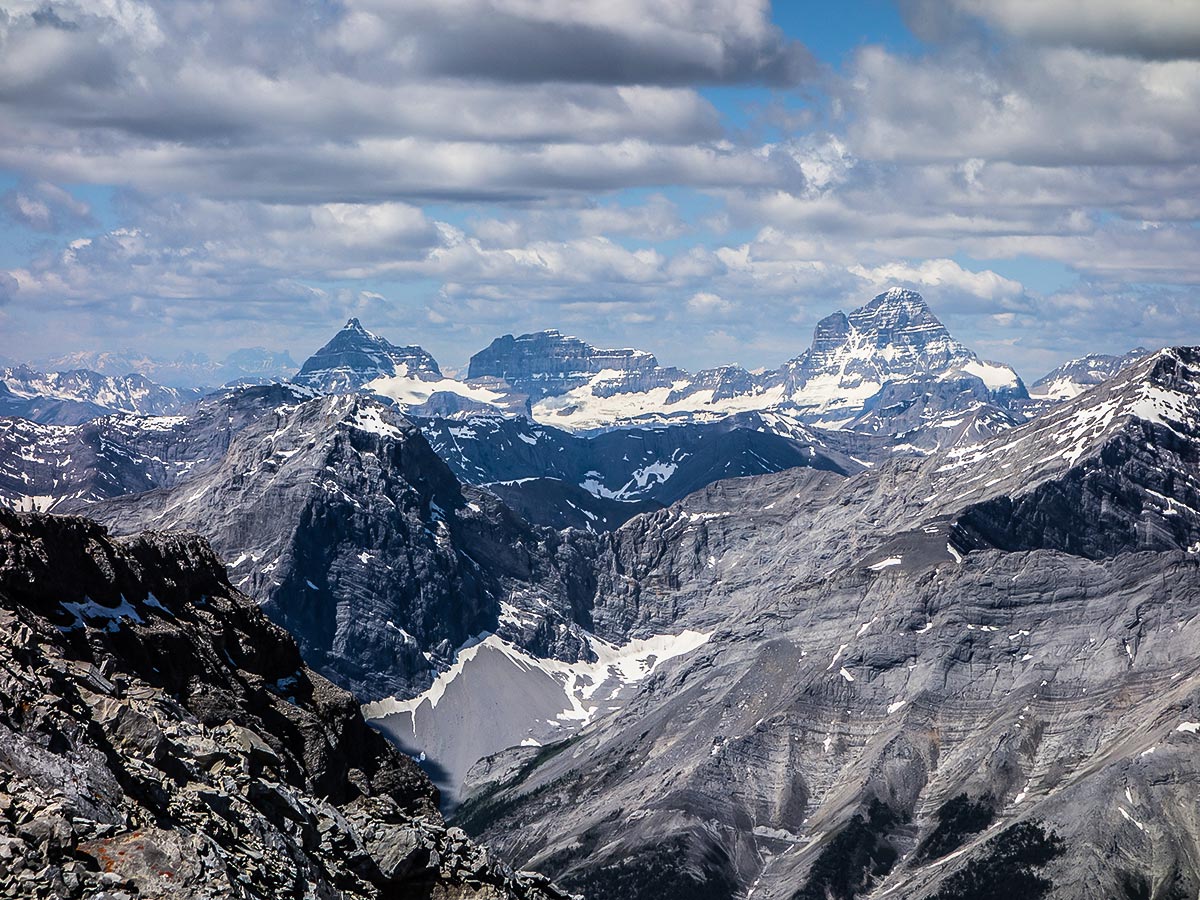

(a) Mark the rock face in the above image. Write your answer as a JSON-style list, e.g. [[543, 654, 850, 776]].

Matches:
[[78, 393, 599, 701], [0, 384, 316, 512], [0, 509, 570, 900], [777, 288, 1025, 422], [467, 330, 673, 403], [0, 365, 200, 425], [456, 347, 1200, 900], [293, 318, 443, 393]]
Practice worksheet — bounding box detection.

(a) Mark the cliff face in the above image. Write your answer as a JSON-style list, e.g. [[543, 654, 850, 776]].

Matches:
[[467, 330, 674, 403], [0, 509, 570, 900], [82, 393, 600, 701]]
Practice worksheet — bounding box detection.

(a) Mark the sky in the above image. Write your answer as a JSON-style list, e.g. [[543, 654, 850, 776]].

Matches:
[[0, 0, 1198, 381]]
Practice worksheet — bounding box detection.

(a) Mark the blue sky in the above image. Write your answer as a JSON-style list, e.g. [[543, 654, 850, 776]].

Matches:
[[0, 0, 1197, 381]]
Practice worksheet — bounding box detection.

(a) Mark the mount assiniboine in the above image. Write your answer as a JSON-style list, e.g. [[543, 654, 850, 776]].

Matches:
[[285, 288, 1029, 439], [0, 287, 1183, 900]]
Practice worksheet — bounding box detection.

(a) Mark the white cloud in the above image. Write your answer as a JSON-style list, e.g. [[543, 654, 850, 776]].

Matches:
[[687, 291, 733, 314]]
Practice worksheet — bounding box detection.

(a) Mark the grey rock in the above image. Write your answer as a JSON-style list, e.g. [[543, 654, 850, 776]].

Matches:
[[454, 347, 1200, 900], [0, 509, 565, 900]]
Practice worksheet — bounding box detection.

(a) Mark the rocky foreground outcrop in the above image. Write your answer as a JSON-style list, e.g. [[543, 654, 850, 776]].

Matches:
[[0, 509, 569, 900]]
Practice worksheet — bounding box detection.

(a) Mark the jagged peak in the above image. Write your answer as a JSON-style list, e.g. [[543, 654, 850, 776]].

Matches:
[[853, 287, 938, 326], [869, 286, 928, 307]]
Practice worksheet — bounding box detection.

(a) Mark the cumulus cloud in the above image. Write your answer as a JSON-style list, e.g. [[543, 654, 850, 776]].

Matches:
[[687, 291, 733, 315], [0, 0, 814, 204], [845, 45, 1200, 166], [0, 271, 17, 305], [848, 259, 1033, 312], [0, 0, 1196, 377]]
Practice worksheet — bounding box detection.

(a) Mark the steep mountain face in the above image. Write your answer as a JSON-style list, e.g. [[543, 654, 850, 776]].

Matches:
[[776, 288, 1025, 423], [465, 549, 1200, 900], [293, 318, 443, 393], [844, 374, 1022, 454], [1030, 347, 1149, 402], [0, 365, 200, 425], [0, 509, 568, 900], [80, 393, 599, 702], [467, 330, 674, 403], [455, 346, 1200, 900]]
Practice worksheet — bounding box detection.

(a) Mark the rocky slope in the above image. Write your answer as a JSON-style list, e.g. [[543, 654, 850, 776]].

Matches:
[[455, 346, 1200, 900], [1029, 348, 1150, 402], [0, 508, 570, 900], [0, 384, 317, 513]]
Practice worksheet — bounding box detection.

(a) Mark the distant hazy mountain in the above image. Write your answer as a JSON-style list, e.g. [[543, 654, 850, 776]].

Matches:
[[292, 317, 442, 392], [44, 346, 297, 389]]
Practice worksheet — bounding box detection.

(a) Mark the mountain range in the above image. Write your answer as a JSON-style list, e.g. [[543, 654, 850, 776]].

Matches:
[[0, 288, 1182, 900]]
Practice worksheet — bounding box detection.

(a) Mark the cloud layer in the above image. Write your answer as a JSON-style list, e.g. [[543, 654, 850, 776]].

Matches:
[[0, 0, 1197, 380]]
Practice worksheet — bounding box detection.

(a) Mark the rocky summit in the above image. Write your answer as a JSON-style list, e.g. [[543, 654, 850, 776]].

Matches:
[[0, 508, 571, 900], [453, 290, 1026, 439], [293, 318, 443, 394]]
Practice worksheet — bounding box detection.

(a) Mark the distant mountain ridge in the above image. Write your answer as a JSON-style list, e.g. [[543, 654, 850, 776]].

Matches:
[[451, 288, 1026, 435], [0, 364, 201, 424]]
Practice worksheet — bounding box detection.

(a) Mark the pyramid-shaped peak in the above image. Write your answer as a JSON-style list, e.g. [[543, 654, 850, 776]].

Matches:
[[292, 319, 441, 393]]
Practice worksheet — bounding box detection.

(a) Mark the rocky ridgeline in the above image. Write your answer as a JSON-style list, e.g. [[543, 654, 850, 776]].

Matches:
[[458, 348, 1200, 900], [0, 509, 571, 900], [0, 365, 201, 426]]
